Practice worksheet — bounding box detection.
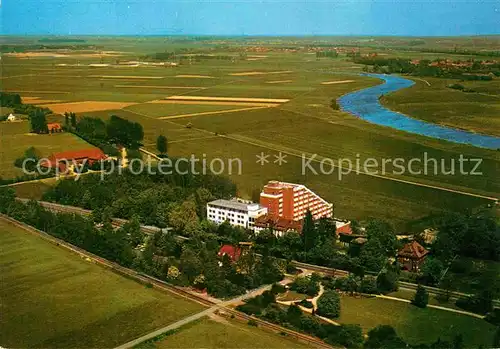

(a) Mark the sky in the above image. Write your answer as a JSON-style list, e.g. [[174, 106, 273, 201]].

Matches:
[[1, 0, 499, 36]]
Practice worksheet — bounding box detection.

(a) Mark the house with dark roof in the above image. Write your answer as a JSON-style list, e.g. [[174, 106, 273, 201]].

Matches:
[[397, 241, 429, 272]]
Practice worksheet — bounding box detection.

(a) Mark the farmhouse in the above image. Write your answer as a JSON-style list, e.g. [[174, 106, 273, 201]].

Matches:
[[397, 241, 429, 272], [47, 123, 63, 133], [41, 148, 107, 172]]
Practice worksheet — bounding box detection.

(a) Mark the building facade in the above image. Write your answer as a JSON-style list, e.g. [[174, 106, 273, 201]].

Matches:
[[260, 181, 333, 221], [207, 198, 268, 230]]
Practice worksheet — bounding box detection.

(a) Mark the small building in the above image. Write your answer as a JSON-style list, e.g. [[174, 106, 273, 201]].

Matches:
[[218, 245, 242, 263], [207, 198, 268, 230], [47, 123, 63, 133], [254, 215, 303, 237], [7, 113, 16, 122], [336, 220, 353, 235], [40, 148, 107, 172], [397, 241, 429, 272]]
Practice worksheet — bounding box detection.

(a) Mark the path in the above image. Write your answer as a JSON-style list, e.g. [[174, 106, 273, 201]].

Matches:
[[376, 294, 485, 319], [158, 106, 271, 120], [413, 77, 431, 86], [311, 283, 325, 311]]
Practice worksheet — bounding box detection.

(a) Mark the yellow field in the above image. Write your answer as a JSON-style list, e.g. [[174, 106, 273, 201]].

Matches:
[[89, 75, 164, 79], [114, 85, 205, 89], [175, 75, 214, 78], [151, 100, 281, 107], [22, 97, 63, 104], [321, 80, 355, 85], [266, 80, 293, 84], [229, 70, 293, 76], [164, 96, 290, 103], [46, 101, 137, 114]]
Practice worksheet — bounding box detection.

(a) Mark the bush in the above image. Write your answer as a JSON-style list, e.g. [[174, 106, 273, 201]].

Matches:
[[448, 83, 464, 90], [316, 289, 341, 319], [376, 269, 399, 294], [360, 277, 378, 294], [365, 325, 407, 349], [247, 319, 258, 327], [297, 299, 314, 309], [455, 295, 493, 314], [485, 308, 500, 326], [271, 283, 286, 295], [412, 285, 429, 308], [290, 275, 320, 297]]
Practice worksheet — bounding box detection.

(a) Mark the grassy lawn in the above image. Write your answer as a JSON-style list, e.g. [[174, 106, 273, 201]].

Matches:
[[0, 121, 95, 179], [337, 295, 496, 347], [0, 218, 205, 348], [9, 177, 58, 199], [383, 78, 500, 137], [277, 291, 309, 302], [141, 316, 312, 349]]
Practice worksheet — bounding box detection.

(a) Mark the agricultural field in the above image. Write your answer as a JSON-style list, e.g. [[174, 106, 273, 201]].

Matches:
[[0, 120, 95, 179], [1, 36, 499, 228], [138, 316, 313, 349], [337, 296, 496, 347], [383, 77, 500, 137], [0, 218, 205, 348]]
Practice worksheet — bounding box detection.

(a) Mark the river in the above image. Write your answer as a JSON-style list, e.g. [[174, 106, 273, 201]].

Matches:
[[338, 73, 500, 150]]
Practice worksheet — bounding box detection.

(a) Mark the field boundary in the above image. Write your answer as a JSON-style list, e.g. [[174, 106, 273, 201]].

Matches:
[[223, 134, 499, 202], [158, 106, 271, 120]]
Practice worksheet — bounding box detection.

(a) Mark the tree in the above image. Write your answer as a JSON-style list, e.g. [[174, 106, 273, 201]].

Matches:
[[364, 325, 407, 349], [156, 135, 168, 155], [70, 112, 77, 128], [365, 219, 398, 256], [376, 268, 399, 294], [412, 284, 429, 308], [29, 109, 48, 134], [493, 327, 500, 348], [420, 257, 444, 285], [359, 238, 387, 272], [317, 289, 341, 319], [107, 115, 144, 149], [302, 210, 317, 252]]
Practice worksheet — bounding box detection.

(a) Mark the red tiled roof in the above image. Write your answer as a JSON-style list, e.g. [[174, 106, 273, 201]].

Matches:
[[336, 222, 353, 235], [47, 123, 62, 130], [49, 148, 107, 162], [41, 148, 107, 170], [398, 241, 429, 259], [218, 245, 242, 262], [255, 215, 302, 232]]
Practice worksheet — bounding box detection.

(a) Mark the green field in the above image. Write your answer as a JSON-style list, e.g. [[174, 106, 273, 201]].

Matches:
[[0, 218, 205, 348], [140, 316, 312, 349], [383, 77, 500, 137], [2, 36, 499, 227], [337, 295, 496, 347], [0, 120, 95, 179]]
